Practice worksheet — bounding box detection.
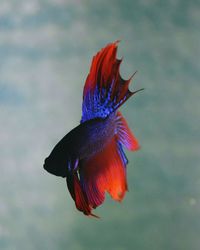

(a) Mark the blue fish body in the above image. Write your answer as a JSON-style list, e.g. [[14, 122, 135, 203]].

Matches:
[[44, 114, 116, 177]]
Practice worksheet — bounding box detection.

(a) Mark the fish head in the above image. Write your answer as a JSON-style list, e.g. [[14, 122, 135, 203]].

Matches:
[[43, 146, 70, 178]]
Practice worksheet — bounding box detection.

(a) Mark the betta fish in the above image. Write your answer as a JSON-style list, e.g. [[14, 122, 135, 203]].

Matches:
[[44, 41, 143, 217]]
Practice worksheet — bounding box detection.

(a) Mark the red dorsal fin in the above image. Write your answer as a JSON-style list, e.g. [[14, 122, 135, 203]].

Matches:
[[83, 41, 120, 96], [81, 41, 141, 122]]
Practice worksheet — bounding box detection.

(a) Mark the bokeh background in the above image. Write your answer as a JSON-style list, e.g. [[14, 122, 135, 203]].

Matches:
[[0, 0, 200, 249]]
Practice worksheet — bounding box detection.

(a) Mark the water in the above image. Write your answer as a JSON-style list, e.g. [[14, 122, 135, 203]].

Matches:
[[0, 0, 200, 249]]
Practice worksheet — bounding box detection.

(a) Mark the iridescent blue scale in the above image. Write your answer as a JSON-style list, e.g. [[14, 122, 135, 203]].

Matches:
[[81, 83, 116, 122]]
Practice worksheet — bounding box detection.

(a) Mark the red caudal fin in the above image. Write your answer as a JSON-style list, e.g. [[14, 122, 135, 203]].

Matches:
[[81, 41, 144, 122], [116, 111, 140, 151], [80, 137, 128, 211]]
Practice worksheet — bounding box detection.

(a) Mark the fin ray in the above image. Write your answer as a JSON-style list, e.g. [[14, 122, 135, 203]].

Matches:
[[116, 111, 140, 151], [81, 41, 138, 123]]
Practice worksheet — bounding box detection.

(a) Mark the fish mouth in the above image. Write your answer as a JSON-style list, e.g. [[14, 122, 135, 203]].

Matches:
[[43, 157, 52, 173], [43, 157, 67, 178], [43, 157, 55, 175]]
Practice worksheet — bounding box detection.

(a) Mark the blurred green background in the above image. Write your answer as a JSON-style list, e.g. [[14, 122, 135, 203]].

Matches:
[[0, 0, 200, 249]]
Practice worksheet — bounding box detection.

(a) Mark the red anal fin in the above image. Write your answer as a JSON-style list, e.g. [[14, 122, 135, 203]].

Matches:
[[80, 164, 106, 209], [116, 111, 140, 151], [104, 138, 128, 201], [81, 137, 127, 208]]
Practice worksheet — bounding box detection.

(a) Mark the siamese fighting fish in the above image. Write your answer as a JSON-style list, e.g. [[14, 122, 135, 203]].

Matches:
[[44, 41, 143, 217]]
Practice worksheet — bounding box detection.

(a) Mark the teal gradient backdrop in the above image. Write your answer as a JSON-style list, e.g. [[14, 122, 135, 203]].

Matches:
[[0, 0, 199, 249]]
